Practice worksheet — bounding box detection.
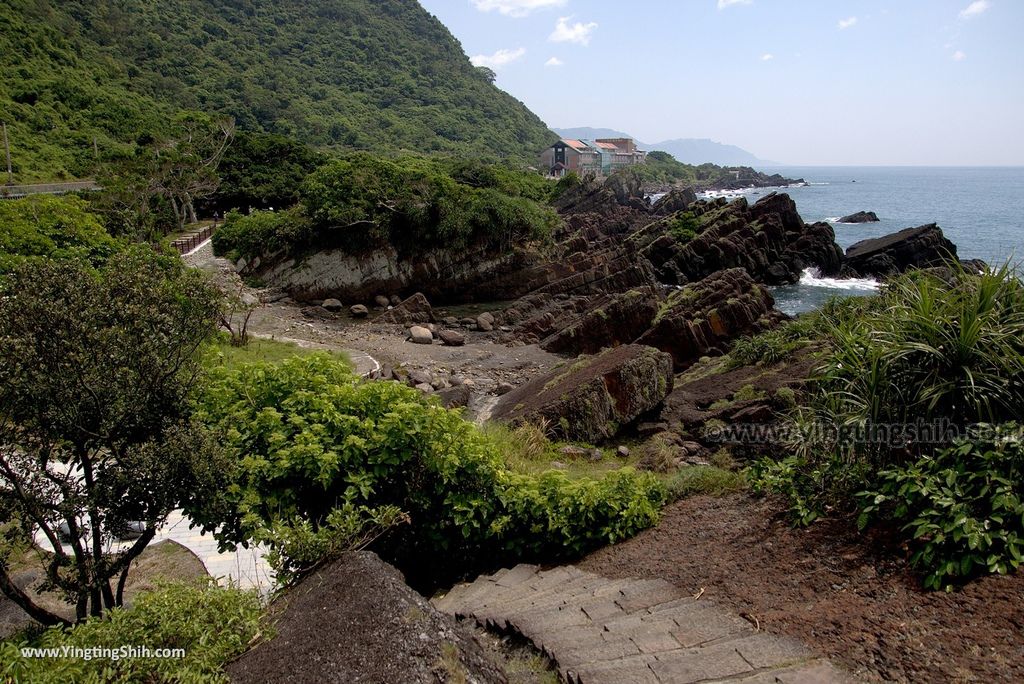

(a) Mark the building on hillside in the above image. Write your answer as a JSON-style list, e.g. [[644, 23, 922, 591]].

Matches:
[[540, 138, 647, 177]]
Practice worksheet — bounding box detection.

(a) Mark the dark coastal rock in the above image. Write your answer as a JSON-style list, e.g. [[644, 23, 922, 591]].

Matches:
[[636, 268, 778, 371], [844, 224, 958, 277], [438, 384, 471, 409], [491, 344, 674, 443], [629, 193, 843, 287], [349, 304, 369, 318], [377, 292, 435, 324], [322, 298, 343, 312], [837, 211, 879, 223], [651, 187, 697, 216]]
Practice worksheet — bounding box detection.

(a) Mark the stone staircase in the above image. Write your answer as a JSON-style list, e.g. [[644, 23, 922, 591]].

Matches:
[[433, 564, 852, 684]]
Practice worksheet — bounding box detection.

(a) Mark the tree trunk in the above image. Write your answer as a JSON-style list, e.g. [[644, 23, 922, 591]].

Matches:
[[0, 566, 70, 627]]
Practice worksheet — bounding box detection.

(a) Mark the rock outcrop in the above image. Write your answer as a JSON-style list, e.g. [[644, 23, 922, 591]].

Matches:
[[636, 268, 779, 370], [491, 345, 673, 442], [838, 210, 879, 223], [226, 552, 506, 684], [844, 224, 958, 277]]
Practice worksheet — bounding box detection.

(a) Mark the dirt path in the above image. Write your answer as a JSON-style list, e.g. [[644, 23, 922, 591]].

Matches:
[[579, 493, 1024, 683]]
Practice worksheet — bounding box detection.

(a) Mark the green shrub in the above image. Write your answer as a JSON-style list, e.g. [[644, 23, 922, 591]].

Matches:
[[0, 581, 266, 683], [211, 206, 311, 261], [190, 355, 664, 576], [0, 195, 120, 276], [667, 211, 700, 243], [858, 426, 1024, 590]]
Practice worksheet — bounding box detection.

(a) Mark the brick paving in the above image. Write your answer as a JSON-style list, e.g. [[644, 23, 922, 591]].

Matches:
[[434, 564, 854, 684]]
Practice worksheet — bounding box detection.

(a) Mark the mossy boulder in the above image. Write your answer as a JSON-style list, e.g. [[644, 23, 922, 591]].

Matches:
[[491, 344, 673, 442]]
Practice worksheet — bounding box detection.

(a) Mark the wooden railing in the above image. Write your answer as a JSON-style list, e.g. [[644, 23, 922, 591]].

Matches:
[[171, 224, 216, 255]]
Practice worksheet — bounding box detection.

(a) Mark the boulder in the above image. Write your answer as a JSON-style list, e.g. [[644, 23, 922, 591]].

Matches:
[[374, 295, 391, 308], [539, 289, 660, 356], [844, 224, 958, 277], [377, 292, 435, 324], [349, 304, 369, 318], [491, 344, 674, 443], [321, 298, 344, 312], [408, 326, 433, 345], [389, 294, 402, 306], [407, 369, 433, 387], [438, 384, 471, 409], [438, 329, 465, 346], [476, 312, 495, 332], [837, 210, 879, 223]]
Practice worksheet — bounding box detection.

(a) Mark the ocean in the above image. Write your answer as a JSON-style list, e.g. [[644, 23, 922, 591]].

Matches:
[[704, 166, 1024, 315]]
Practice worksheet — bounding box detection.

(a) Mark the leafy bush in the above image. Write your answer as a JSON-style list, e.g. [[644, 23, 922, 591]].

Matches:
[[858, 426, 1024, 590], [667, 211, 701, 243], [190, 355, 664, 578], [0, 195, 120, 275], [211, 207, 311, 261], [0, 581, 267, 683]]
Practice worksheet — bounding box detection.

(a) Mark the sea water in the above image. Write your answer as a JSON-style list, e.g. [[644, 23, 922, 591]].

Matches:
[[708, 166, 1024, 315]]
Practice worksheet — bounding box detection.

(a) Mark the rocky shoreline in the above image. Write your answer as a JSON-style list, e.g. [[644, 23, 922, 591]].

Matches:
[[208, 173, 976, 460]]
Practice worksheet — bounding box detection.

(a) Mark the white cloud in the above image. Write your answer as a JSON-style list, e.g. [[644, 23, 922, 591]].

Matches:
[[470, 47, 527, 69], [549, 16, 598, 45], [952, 50, 967, 61], [760, 53, 774, 61], [838, 16, 858, 29], [959, 0, 990, 19], [471, 0, 566, 18], [717, 0, 752, 9], [545, 56, 564, 67]]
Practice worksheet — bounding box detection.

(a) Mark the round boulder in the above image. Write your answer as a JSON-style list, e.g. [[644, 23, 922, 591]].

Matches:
[[322, 298, 343, 312], [409, 326, 433, 345], [349, 304, 369, 318], [374, 295, 391, 308], [438, 329, 466, 347]]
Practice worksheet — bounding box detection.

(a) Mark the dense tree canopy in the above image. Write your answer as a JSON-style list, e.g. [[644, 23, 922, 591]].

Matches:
[[0, 0, 555, 181]]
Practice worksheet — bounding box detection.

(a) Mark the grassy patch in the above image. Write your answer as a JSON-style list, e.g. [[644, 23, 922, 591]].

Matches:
[[202, 333, 351, 371], [665, 466, 746, 502], [482, 422, 639, 479]]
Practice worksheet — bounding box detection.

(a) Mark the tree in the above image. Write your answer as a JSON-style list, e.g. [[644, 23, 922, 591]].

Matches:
[[0, 246, 228, 623]]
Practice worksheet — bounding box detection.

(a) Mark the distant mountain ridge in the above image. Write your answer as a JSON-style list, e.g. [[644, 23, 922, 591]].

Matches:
[[554, 127, 780, 167]]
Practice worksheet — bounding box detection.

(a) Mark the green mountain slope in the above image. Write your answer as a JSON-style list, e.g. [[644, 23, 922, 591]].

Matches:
[[0, 0, 554, 181]]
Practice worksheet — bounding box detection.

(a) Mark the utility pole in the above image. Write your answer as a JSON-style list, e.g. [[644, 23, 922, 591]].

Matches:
[[2, 122, 12, 185]]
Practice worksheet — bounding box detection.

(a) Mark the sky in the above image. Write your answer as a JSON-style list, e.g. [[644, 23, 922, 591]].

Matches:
[[416, 0, 1024, 165]]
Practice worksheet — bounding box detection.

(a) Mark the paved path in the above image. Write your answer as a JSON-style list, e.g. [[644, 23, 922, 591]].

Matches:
[[433, 564, 852, 684]]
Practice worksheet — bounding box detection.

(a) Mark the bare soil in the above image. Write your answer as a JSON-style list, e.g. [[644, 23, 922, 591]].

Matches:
[[580, 493, 1024, 683]]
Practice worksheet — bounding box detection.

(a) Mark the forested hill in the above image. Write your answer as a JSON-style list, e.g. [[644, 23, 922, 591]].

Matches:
[[0, 0, 554, 181]]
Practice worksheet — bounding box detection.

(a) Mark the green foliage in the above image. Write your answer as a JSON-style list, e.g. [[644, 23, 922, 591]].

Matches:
[[858, 427, 1024, 590], [212, 207, 312, 261], [1, 581, 267, 683], [258, 503, 408, 587], [204, 131, 326, 214], [0, 0, 553, 181], [0, 195, 120, 275], [190, 355, 664, 574], [215, 154, 558, 259], [665, 466, 745, 503]]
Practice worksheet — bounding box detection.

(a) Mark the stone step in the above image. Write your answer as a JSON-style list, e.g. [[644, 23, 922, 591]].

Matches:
[[434, 565, 852, 684]]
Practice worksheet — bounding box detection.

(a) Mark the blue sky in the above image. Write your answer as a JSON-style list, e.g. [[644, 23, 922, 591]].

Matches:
[[416, 0, 1024, 165]]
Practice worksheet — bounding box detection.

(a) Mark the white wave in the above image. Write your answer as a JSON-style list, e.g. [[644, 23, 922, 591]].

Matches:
[[808, 182, 830, 186], [824, 216, 841, 223], [799, 267, 879, 291]]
